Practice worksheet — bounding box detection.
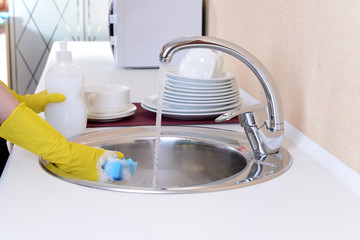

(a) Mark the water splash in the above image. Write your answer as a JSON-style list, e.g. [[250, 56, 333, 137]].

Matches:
[[152, 62, 168, 189]]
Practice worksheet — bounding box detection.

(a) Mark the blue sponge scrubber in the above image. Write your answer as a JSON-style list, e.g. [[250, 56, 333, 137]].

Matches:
[[102, 157, 138, 181]]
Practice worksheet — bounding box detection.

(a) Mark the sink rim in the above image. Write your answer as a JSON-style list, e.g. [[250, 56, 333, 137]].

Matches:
[[39, 126, 292, 194]]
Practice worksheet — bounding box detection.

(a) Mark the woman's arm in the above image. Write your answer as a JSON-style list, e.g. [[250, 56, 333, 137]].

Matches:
[[0, 82, 20, 124]]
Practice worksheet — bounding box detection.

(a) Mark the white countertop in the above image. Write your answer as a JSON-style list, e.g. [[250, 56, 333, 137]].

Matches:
[[0, 42, 359, 240]]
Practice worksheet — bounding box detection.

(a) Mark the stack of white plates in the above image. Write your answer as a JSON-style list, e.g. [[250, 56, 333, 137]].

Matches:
[[141, 67, 241, 120]]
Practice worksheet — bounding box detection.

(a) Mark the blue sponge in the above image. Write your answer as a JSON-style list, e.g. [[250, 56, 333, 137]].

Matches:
[[102, 158, 138, 181]]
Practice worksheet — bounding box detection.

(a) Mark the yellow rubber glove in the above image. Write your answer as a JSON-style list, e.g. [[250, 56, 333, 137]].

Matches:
[[0, 103, 124, 182], [1, 81, 65, 113]]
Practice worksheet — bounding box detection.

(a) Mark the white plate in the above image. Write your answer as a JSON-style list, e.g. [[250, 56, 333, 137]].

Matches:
[[87, 104, 137, 122], [166, 77, 234, 88], [163, 98, 239, 110], [163, 94, 240, 104], [142, 95, 241, 113], [166, 66, 234, 83], [166, 74, 234, 84], [163, 86, 239, 98], [165, 82, 237, 93], [141, 101, 241, 120], [163, 90, 239, 101], [87, 112, 135, 122]]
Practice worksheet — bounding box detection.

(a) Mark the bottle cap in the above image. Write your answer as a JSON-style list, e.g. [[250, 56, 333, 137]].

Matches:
[[56, 38, 72, 61]]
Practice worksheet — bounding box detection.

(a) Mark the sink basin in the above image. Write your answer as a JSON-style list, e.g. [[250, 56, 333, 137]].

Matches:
[[39, 126, 292, 193]]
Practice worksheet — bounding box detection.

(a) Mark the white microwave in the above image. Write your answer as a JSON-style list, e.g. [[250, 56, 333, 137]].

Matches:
[[109, 0, 202, 68]]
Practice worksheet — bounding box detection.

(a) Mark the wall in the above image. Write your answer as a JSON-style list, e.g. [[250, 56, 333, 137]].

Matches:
[[205, 0, 360, 173]]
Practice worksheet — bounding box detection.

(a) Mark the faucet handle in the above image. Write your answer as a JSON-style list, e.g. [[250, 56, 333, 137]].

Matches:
[[216, 104, 267, 129], [216, 104, 282, 157]]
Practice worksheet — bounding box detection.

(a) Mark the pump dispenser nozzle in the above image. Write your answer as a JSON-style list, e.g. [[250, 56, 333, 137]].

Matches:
[[60, 38, 67, 51], [56, 38, 72, 62]]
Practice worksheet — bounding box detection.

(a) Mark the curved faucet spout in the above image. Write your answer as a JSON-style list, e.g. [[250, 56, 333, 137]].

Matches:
[[159, 36, 284, 133]]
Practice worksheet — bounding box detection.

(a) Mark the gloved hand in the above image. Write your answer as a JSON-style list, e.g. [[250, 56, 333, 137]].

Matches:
[[1, 81, 65, 113], [0, 103, 134, 182]]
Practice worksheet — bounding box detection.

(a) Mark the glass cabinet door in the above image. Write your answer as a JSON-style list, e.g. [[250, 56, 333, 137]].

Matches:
[[8, 0, 111, 94]]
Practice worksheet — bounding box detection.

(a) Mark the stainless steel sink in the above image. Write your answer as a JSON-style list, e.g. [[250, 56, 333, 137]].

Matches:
[[39, 126, 292, 194]]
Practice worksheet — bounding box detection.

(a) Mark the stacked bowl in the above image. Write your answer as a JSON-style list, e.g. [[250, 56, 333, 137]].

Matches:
[[141, 49, 241, 120]]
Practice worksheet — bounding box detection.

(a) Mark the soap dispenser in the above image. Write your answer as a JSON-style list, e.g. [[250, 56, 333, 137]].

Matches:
[[44, 38, 87, 138]]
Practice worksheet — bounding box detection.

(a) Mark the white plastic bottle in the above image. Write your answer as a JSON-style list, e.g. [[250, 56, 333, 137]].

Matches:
[[45, 38, 87, 138]]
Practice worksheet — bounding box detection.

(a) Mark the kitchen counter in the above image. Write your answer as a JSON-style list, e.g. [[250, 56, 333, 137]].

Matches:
[[0, 42, 359, 240]]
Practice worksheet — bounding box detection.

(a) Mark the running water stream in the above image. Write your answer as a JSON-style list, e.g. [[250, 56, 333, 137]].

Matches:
[[152, 62, 168, 189]]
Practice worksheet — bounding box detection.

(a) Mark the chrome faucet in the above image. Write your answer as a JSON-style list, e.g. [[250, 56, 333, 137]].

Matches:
[[159, 36, 284, 159]]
